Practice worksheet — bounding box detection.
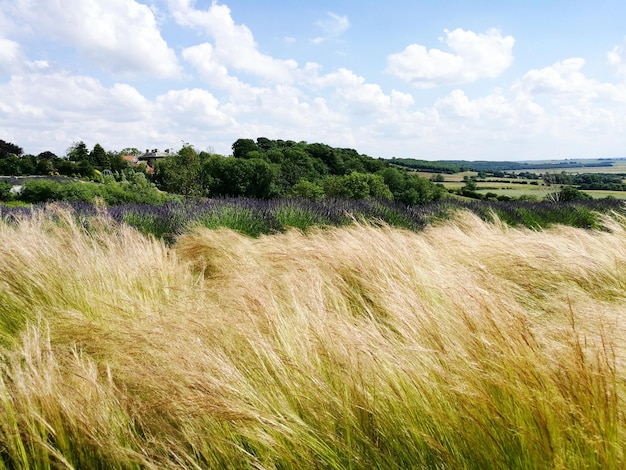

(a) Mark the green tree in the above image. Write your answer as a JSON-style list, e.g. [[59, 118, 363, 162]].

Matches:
[[0, 139, 23, 157], [232, 139, 258, 159], [156, 145, 202, 198], [378, 167, 407, 195], [462, 175, 477, 192], [67, 141, 89, 162], [20, 154, 37, 175], [203, 156, 277, 198], [90, 143, 110, 169], [400, 174, 445, 205], [546, 185, 592, 202], [119, 147, 141, 156], [0, 154, 21, 175], [291, 179, 325, 200], [322, 172, 393, 200]]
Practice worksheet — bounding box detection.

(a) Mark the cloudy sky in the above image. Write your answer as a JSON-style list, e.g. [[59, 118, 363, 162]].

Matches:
[[1, 0, 625, 160]]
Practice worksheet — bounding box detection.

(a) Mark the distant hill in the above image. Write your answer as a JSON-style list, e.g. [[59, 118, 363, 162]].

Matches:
[[390, 158, 617, 173]]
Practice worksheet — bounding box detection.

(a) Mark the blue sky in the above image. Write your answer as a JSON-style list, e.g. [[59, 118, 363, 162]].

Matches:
[[1, 0, 625, 160]]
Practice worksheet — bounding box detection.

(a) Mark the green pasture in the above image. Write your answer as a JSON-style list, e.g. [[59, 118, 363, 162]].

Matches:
[[519, 159, 626, 175]]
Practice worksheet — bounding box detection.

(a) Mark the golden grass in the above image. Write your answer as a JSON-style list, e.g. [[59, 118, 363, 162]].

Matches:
[[0, 206, 624, 468]]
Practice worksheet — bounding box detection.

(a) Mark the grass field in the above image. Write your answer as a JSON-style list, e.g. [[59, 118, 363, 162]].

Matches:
[[421, 172, 626, 200], [525, 160, 626, 175], [0, 207, 625, 468]]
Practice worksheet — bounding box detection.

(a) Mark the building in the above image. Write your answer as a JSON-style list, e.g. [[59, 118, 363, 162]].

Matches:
[[137, 149, 171, 170]]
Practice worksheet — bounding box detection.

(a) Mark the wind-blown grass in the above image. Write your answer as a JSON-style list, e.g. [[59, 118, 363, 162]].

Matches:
[[0, 206, 624, 468]]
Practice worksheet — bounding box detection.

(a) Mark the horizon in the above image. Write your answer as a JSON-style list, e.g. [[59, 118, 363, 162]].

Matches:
[[1, 1, 625, 161]]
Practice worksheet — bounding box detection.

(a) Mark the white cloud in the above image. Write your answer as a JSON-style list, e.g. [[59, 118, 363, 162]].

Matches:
[[182, 42, 242, 91], [307, 67, 395, 115], [0, 68, 158, 153], [517, 58, 626, 104], [0, 37, 20, 74], [435, 88, 544, 127], [608, 37, 626, 75], [156, 88, 234, 129], [312, 12, 350, 44], [386, 28, 514, 87], [169, 0, 298, 83], [10, 0, 181, 78]]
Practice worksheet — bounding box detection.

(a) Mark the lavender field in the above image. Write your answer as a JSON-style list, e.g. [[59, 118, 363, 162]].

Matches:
[[2, 197, 624, 241]]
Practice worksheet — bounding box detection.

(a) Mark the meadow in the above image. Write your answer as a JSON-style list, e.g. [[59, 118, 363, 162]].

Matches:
[[0, 203, 625, 468]]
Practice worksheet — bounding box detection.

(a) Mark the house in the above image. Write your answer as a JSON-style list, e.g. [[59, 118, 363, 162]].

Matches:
[[137, 149, 171, 170], [122, 154, 138, 165]]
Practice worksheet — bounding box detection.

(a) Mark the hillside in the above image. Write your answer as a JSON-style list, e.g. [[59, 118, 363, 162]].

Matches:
[[0, 208, 624, 468]]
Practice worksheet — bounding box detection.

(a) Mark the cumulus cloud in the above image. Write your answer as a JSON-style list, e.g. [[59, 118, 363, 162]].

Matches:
[[386, 28, 514, 87], [307, 67, 395, 115], [434, 88, 545, 126], [10, 0, 181, 78], [517, 58, 626, 104], [312, 12, 350, 44], [156, 88, 234, 128], [0, 37, 21, 74], [608, 37, 626, 75], [169, 0, 298, 83], [0, 71, 151, 123], [0, 68, 160, 154]]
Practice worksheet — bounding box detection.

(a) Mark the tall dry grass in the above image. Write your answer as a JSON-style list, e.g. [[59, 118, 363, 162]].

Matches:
[[0, 206, 624, 468]]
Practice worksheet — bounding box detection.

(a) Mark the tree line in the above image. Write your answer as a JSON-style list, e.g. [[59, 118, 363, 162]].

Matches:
[[0, 138, 446, 205], [0, 140, 142, 177], [154, 138, 445, 204]]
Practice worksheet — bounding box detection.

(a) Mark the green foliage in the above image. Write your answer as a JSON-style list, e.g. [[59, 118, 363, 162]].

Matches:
[[66, 141, 89, 162], [89, 143, 109, 169], [401, 173, 446, 204], [202, 156, 279, 199], [546, 185, 593, 202], [391, 158, 468, 173], [322, 172, 392, 200], [0, 183, 14, 201], [0, 139, 23, 157], [0, 154, 22, 175], [18, 177, 169, 205], [232, 138, 258, 159], [291, 180, 325, 200], [155, 145, 203, 199]]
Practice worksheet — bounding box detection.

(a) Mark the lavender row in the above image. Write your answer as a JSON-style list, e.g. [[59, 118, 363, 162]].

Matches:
[[1, 197, 624, 241]]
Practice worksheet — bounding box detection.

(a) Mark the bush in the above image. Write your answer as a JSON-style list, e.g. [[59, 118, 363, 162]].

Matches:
[[17, 178, 170, 205]]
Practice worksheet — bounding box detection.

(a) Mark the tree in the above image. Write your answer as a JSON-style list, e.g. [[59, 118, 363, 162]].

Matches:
[[37, 151, 58, 160], [0, 154, 21, 175], [462, 175, 477, 191], [400, 174, 445, 205], [232, 139, 258, 159], [90, 143, 110, 169], [292, 179, 325, 200], [0, 139, 23, 157], [546, 185, 592, 202], [378, 167, 406, 194], [322, 172, 393, 200], [203, 156, 277, 198], [119, 147, 141, 156], [67, 141, 89, 162], [155, 145, 202, 198]]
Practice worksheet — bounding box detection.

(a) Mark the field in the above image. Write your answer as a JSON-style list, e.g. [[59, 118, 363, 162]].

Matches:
[[0, 206, 625, 468], [524, 159, 626, 174], [417, 169, 626, 200]]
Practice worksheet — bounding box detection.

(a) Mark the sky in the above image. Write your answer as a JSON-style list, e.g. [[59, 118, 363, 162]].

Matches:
[[1, 0, 625, 161]]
